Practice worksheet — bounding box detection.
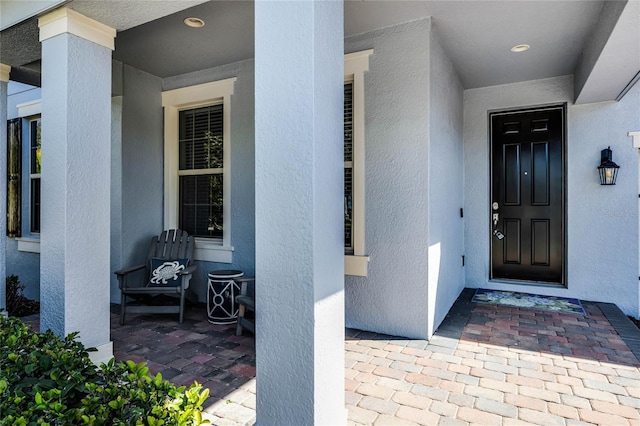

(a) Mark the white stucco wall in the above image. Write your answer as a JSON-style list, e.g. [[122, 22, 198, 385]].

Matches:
[[464, 75, 640, 317], [344, 19, 432, 339], [427, 29, 464, 337], [40, 32, 112, 348], [255, 1, 345, 422]]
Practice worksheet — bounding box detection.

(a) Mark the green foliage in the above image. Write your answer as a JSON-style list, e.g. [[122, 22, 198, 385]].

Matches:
[[0, 316, 209, 425], [4, 275, 40, 317]]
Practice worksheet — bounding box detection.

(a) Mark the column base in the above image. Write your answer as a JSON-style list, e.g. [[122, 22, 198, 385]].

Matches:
[[88, 341, 114, 366]]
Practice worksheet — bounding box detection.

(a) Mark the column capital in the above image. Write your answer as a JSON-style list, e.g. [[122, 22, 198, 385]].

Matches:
[[629, 131, 640, 149], [39, 7, 116, 50], [0, 64, 10, 82]]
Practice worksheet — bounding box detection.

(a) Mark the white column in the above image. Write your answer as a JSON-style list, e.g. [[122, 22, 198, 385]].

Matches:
[[39, 8, 115, 364], [255, 1, 345, 424], [631, 131, 640, 319], [0, 64, 10, 314]]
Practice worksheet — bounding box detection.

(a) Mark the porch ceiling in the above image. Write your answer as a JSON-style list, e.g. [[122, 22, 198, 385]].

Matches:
[[1, 0, 638, 100]]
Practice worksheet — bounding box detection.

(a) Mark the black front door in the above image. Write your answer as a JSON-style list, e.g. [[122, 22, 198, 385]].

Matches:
[[490, 106, 565, 284]]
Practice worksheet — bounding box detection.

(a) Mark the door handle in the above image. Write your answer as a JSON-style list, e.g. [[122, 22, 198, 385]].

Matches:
[[491, 211, 504, 240]]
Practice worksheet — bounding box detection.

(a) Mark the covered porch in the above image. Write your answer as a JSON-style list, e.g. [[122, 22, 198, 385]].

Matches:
[[23, 289, 640, 424], [2, 0, 640, 423], [117, 292, 640, 424]]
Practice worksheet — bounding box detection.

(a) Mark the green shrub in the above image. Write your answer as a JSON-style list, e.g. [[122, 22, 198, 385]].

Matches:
[[4, 275, 40, 317], [0, 316, 209, 425]]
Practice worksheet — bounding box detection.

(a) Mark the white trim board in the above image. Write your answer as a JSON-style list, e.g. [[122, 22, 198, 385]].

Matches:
[[0, 64, 11, 83], [17, 99, 42, 117], [39, 7, 116, 50]]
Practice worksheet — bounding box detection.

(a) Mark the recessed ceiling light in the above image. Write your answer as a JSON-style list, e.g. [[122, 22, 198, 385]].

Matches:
[[184, 17, 205, 28], [510, 44, 530, 53]]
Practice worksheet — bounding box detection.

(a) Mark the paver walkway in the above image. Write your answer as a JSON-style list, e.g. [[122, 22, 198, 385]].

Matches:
[[344, 291, 640, 426], [108, 289, 640, 424]]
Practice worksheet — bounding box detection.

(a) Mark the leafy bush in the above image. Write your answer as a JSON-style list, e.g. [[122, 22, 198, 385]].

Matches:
[[4, 275, 40, 317], [0, 316, 209, 425]]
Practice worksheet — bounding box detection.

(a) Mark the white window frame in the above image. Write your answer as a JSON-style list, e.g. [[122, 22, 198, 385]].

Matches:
[[344, 50, 373, 277], [28, 117, 41, 234], [16, 99, 42, 253], [162, 78, 236, 263]]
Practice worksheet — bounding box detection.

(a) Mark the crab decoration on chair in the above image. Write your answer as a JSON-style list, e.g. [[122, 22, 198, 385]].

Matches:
[[150, 260, 186, 285]]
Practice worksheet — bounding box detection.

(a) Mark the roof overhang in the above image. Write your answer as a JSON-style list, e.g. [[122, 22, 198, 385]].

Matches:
[[574, 0, 640, 104], [0, 0, 68, 31]]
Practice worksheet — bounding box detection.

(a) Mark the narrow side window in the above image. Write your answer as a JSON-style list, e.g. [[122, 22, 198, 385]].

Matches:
[[7, 118, 22, 237]]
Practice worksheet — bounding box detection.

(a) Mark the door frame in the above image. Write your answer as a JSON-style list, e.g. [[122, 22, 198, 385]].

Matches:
[[488, 103, 568, 287]]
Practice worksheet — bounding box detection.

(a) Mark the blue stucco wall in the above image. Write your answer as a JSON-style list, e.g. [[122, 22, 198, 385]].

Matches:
[[6, 82, 41, 301], [6, 82, 40, 118], [6, 240, 40, 301], [8, 59, 257, 306], [161, 59, 256, 301], [110, 94, 123, 302], [110, 65, 164, 302]]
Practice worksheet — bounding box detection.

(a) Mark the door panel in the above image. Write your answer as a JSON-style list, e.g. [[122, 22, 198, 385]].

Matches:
[[531, 142, 549, 205], [531, 219, 550, 266], [503, 144, 521, 205], [491, 107, 564, 284], [503, 219, 521, 264]]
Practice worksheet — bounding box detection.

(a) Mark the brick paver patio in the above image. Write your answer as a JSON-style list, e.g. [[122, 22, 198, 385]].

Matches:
[[109, 288, 640, 425], [343, 291, 640, 426]]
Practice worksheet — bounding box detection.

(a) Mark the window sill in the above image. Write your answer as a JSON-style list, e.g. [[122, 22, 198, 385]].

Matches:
[[194, 238, 233, 263], [345, 255, 370, 277], [16, 238, 40, 253]]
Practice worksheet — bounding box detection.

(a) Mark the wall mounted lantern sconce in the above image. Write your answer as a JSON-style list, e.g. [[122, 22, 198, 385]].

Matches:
[[597, 146, 620, 185]]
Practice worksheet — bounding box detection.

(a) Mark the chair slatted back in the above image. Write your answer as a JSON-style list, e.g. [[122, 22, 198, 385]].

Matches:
[[145, 230, 195, 280]]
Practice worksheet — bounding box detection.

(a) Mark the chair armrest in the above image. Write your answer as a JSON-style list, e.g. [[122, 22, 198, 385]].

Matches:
[[235, 277, 255, 296], [114, 264, 145, 276], [236, 294, 255, 311], [180, 264, 198, 276]]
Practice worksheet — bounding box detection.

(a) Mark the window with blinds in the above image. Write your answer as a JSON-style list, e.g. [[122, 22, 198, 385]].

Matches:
[[344, 83, 354, 252], [178, 104, 224, 238], [30, 118, 41, 234]]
